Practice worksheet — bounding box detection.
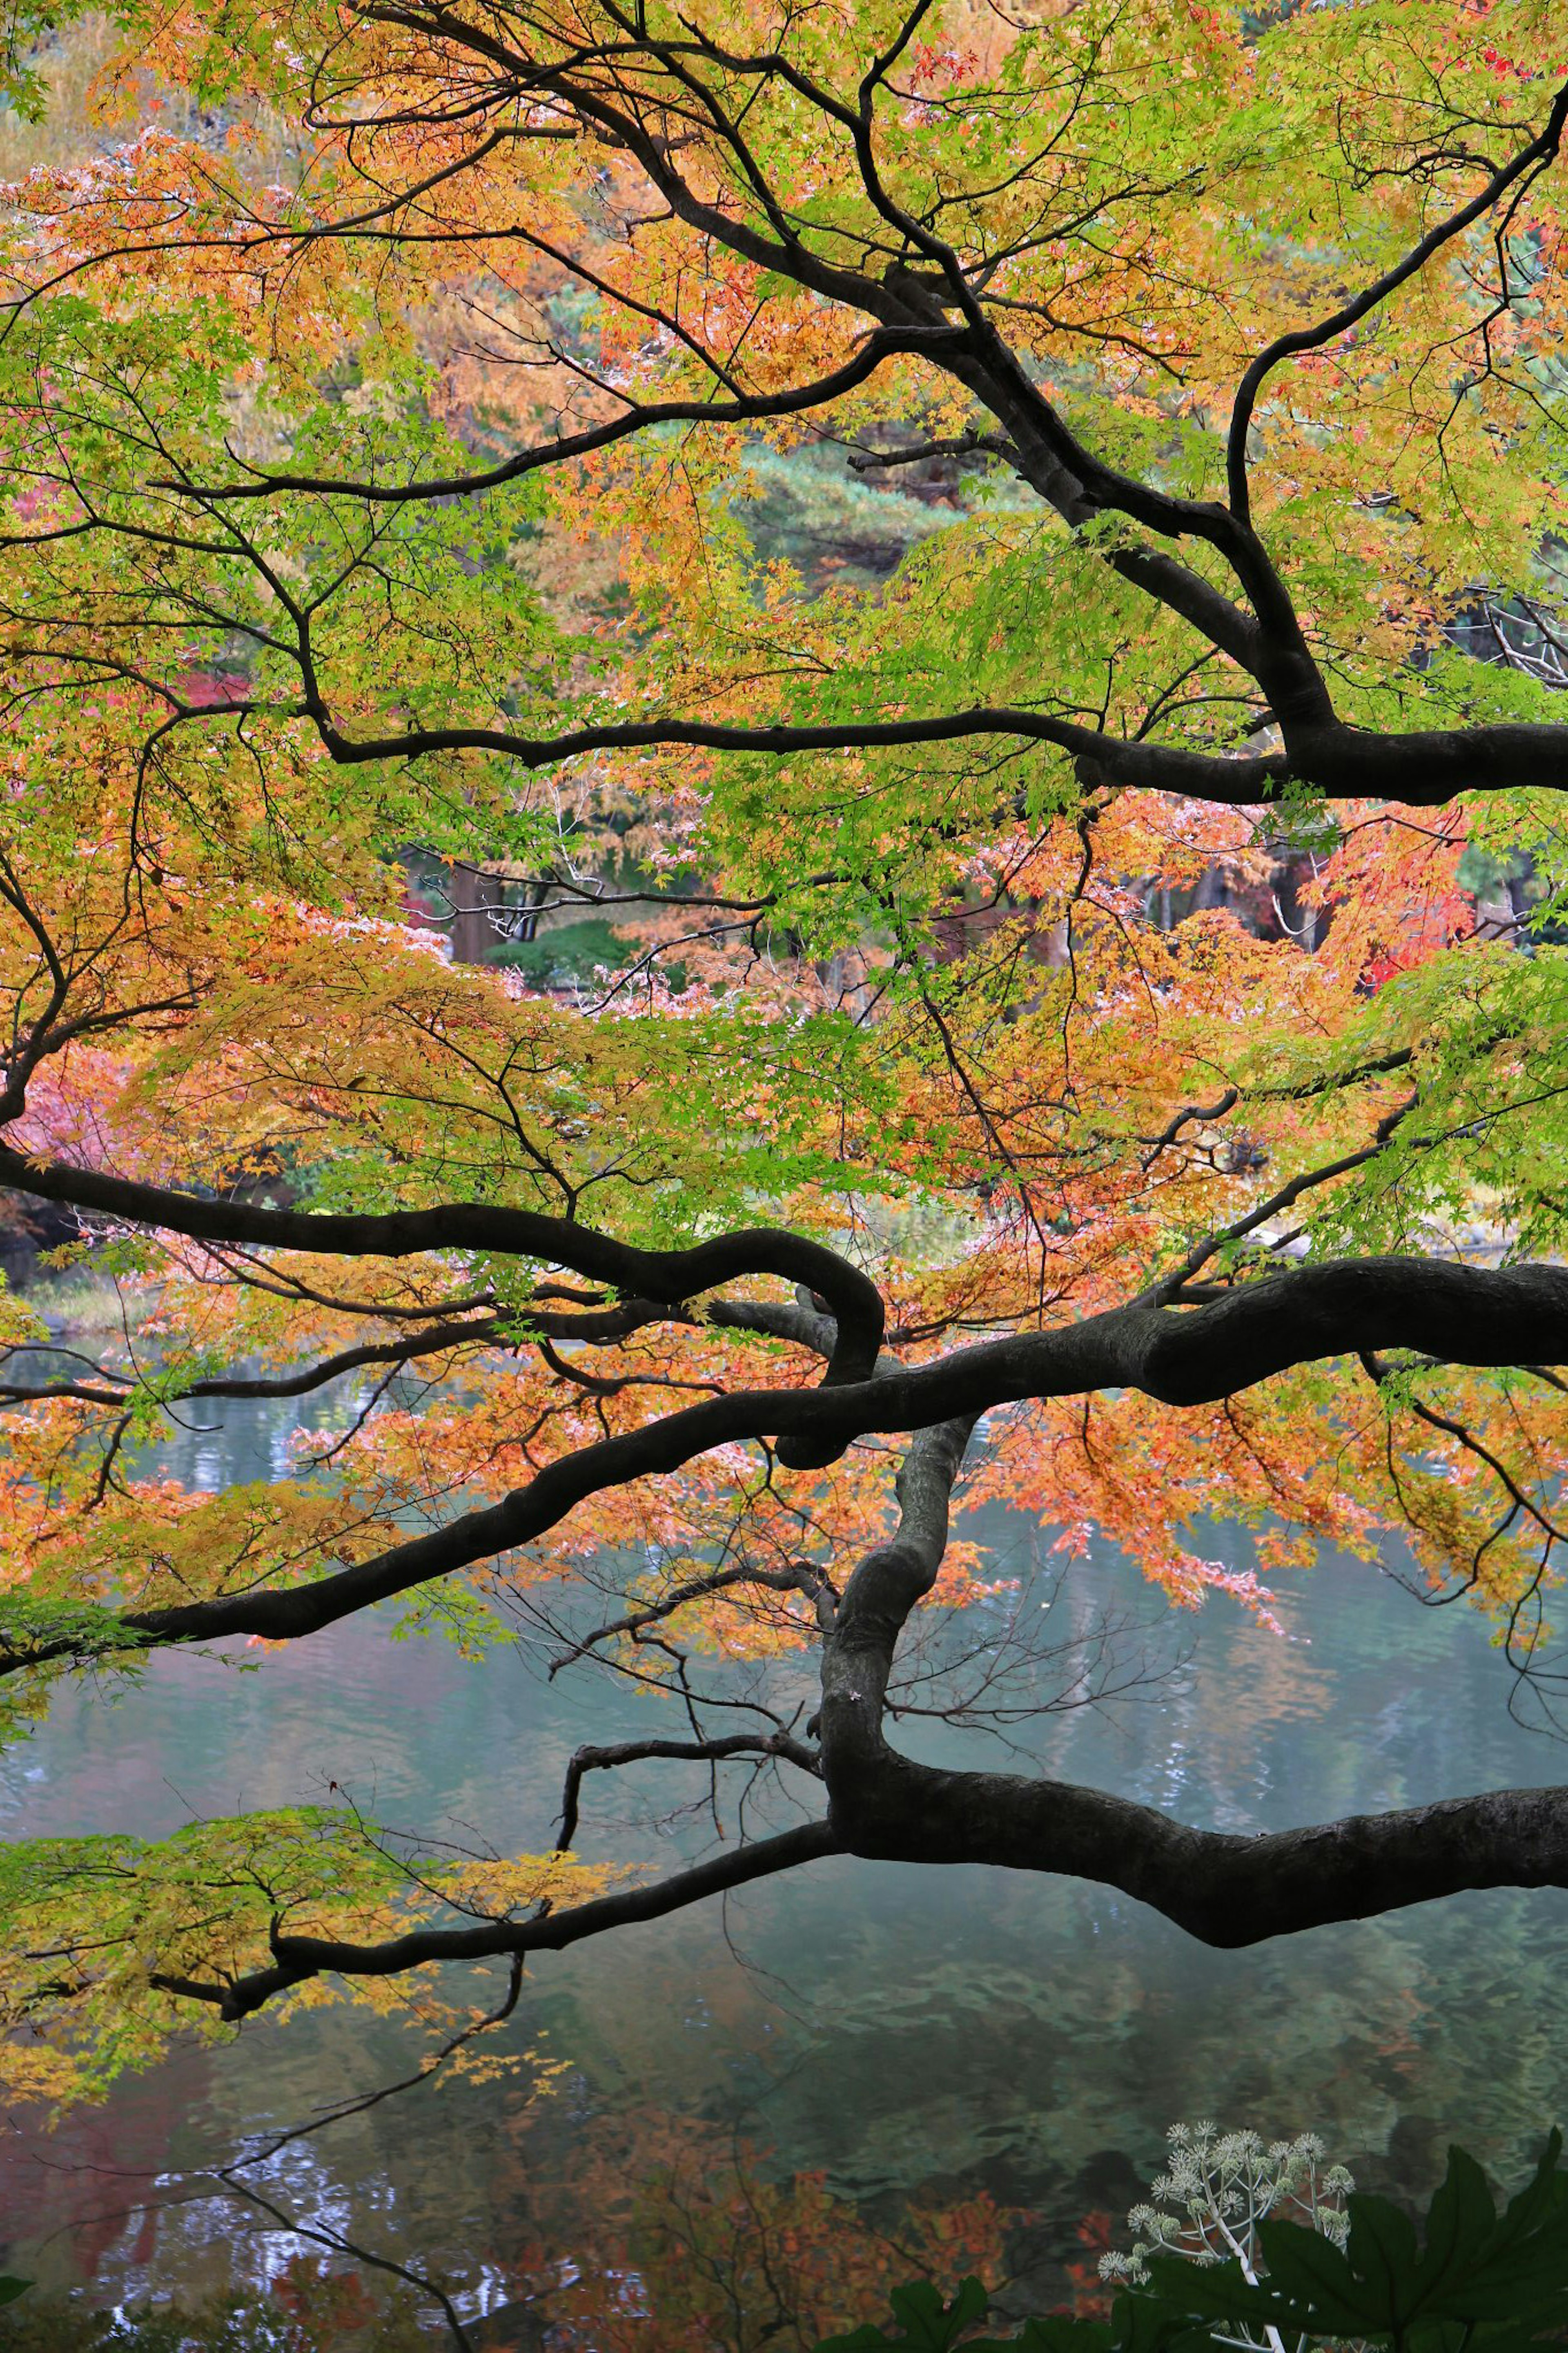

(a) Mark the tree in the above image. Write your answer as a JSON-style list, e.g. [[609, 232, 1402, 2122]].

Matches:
[[5, 0, 1568, 2103]]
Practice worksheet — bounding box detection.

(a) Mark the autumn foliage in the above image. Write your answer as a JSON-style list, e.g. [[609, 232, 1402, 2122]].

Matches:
[[1, 0, 1568, 2125]]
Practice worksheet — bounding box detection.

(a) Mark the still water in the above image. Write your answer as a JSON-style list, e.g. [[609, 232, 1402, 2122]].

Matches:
[[2, 1373, 1566, 2341]]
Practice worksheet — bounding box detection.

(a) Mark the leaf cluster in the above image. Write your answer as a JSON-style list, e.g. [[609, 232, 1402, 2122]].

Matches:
[[815, 2134, 1568, 2353]]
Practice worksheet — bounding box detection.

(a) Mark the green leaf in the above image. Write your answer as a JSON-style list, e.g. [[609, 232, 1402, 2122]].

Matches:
[[1494, 2128, 1566, 2244], [1145, 2133, 1568, 2340], [0, 2275, 31, 2304], [813, 2276, 991, 2351], [1412, 2145, 1497, 2301], [1014, 2315, 1116, 2353], [1254, 2206, 1391, 2328], [1417, 2130, 1568, 2323], [1106, 2290, 1217, 2353], [1342, 2190, 1423, 2321], [1145, 2226, 1376, 2338]]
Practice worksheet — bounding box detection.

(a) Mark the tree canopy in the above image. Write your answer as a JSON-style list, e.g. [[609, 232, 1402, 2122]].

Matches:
[[4, 0, 1568, 2107]]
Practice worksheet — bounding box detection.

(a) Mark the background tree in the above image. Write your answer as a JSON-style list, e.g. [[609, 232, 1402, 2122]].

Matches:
[[4, 0, 1568, 2098]]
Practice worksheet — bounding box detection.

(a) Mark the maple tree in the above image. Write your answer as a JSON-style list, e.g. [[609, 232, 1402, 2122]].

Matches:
[[6, 0, 1568, 2115]]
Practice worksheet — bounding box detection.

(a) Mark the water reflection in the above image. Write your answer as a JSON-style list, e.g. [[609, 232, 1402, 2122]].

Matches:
[[3, 1376, 1567, 2339]]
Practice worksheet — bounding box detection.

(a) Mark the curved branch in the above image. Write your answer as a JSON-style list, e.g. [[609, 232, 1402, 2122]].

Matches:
[[813, 1407, 1568, 1953], [150, 1820, 841, 2020], [301, 695, 1568, 809], [1227, 79, 1568, 523], [555, 1729, 819, 1847], [826, 1762, 1568, 1948], [0, 1315, 510, 1409], [547, 1561, 819, 1680], [0, 1146, 885, 1436], [305, 700, 1286, 797], [0, 1298, 717, 1409], [163, 327, 967, 504], [15, 1254, 1568, 1668]]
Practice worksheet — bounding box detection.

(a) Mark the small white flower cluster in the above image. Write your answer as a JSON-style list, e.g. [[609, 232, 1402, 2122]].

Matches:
[[1100, 2121, 1354, 2295]]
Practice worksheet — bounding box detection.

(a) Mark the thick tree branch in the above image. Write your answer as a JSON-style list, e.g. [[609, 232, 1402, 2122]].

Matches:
[[283, 686, 1568, 808], [139, 1378, 1568, 2026], [300, 696, 1283, 796], [814, 1412, 1568, 1950], [827, 1762, 1568, 1947], [11, 1253, 1568, 1668], [0, 1144, 884, 1448]]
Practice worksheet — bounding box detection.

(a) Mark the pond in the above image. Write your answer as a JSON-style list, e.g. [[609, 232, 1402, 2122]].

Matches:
[[2, 1370, 1566, 2343]]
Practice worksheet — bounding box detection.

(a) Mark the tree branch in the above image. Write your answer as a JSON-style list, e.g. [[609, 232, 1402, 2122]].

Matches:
[[163, 328, 968, 504], [1227, 79, 1568, 523], [813, 1410, 1568, 1950], [0, 1146, 885, 1455], [9, 1254, 1568, 1668], [555, 1730, 819, 1848], [149, 1820, 842, 2021]]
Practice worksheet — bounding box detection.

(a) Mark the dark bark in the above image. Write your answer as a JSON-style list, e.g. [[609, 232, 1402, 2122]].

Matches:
[[7, 1231, 1566, 1664], [815, 1420, 1568, 1949], [147, 1397, 1568, 2022], [64, 1214, 1568, 2005], [136, 32, 1568, 810], [827, 1740, 1568, 1947], [0, 1144, 884, 1440], [12, 31, 1568, 2015], [152, 1821, 843, 2021]]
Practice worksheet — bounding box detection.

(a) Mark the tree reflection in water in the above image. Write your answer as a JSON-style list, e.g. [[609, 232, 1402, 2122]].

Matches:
[[7, 1385, 1568, 2339]]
